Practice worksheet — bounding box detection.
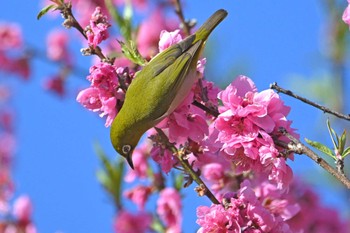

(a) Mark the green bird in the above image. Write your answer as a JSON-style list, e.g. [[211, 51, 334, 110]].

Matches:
[[110, 9, 228, 169]]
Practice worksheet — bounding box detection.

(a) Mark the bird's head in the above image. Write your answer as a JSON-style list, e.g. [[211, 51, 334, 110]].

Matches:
[[110, 118, 145, 170], [114, 143, 135, 169]]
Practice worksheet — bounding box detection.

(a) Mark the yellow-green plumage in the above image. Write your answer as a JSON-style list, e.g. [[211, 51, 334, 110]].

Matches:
[[110, 9, 228, 168]]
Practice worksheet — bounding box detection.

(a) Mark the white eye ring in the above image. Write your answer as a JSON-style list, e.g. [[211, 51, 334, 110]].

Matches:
[[122, 145, 132, 154]]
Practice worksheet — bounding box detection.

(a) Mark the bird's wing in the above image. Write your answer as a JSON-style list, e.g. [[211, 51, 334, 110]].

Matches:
[[121, 38, 202, 128], [145, 34, 196, 78]]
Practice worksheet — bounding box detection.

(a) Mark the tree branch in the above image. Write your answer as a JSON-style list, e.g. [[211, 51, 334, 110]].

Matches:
[[192, 100, 219, 118], [270, 82, 350, 121], [153, 128, 220, 204], [173, 0, 191, 36], [59, 1, 112, 63], [278, 127, 350, 189]]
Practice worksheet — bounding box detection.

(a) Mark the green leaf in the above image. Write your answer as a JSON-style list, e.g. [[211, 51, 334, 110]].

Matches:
[[174, 173, 184, 191], [342, 147, 350, 158], [104, 0, 133, 41], [305, 138, 335, 159], [338, 130, 346, 154], [124, 0, 133, 22], [37, 4, 56, 20], [118, 40, 147, 66], [326, 119, 338, 149], [151, 216, 166, 233], [94, 143, 124, 208], [96, 170, 114, 193]]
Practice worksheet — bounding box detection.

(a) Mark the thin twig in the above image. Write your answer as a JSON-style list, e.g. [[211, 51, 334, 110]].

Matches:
[[154, 128, 220, 204], [173, 0, 191, 36], [59, 1, 112, 63], [26, 46, 87, 78], [192, 100, 219, 118], [270, 82, 350, 121], [278, 128, 350, 189]]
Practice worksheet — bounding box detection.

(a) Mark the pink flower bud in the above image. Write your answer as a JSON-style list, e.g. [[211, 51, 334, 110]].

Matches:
[[86, 7, 111, 48], [46, 29, 70, 62], [114, 210, 152, 233], [13, 195, 32, 223], [0, 23, 22, 51]]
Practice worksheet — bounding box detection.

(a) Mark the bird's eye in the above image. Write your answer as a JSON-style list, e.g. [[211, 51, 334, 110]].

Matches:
[[122, 145, 132, 154]]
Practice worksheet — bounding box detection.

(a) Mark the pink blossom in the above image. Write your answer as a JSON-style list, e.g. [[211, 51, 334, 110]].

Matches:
[[150, 146, 176, 174], [343, 1, 350, 27], [137, 8, 178, 58], [24, 224, 37, 233], [159, 105, 209, 145], [196, 58, 206, 76], [157, 188, 182, 233], [114, 210, 152, 233], [77, 87, 118, 127], [0, 23, 22, 50], [46, 29, 70, 62], [0, 110, 13, 132], [13, 195, 32, 224], [86, 7, 111, 48], [158, 29, 182, 52], [202, 163, 225, 182], [76, 62, 124, 127], [43, 75, 65, 96], [0, 53, 30, 80], [201, 163, 226, 193], [124, 185, 152, 210], [76, 87, 103, 111], [247, 204, 275, 232], [196, 203, 241, 233], [87, 62, 119, 90], [254, 182, 300, 221]]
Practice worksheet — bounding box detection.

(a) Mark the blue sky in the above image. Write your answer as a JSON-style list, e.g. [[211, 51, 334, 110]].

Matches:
[[1, 0, 349, 232]]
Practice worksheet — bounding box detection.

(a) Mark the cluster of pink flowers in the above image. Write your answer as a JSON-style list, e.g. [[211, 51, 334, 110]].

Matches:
[[77, 62, 132, 126], [197, 180, 293, 233], [85, 7, 111, 48], [212, 76, 296, 189], [196, 179, 350, 233], [0, 23, 30, 79]]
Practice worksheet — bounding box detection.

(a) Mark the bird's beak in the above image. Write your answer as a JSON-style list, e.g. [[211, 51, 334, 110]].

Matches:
[[126, 154, 134, 170]]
